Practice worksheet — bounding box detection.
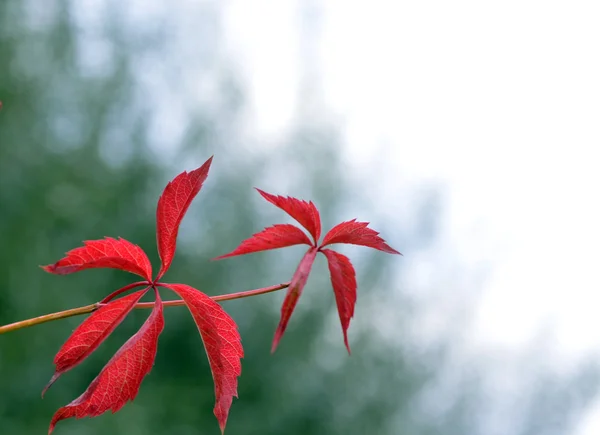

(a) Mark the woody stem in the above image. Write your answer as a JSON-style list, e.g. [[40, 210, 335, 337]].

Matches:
[[0, 282, 290, 335]]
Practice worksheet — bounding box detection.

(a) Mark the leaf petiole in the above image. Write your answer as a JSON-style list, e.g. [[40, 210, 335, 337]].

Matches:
[[100, 280, 151, 303]]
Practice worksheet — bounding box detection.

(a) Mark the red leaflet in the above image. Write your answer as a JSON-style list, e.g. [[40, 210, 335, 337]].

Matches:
[[256, 189, 321, 244], [320, 249, 357, 354], [162, 283, 243, 434], [43, 288, 150, 397], [321, 219, 401, 254], [213, 224, 312, 260], [42, 237, 153, 281], [271, 247, 318, 353], [49, 289, 164, 434], [156, 156, 213, 279]]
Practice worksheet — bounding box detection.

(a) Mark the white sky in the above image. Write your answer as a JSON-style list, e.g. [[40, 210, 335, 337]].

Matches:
[[221, 1, 600, 433]]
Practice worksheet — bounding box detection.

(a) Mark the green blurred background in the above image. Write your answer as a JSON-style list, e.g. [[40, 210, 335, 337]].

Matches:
[[1, 1, 599, 434]]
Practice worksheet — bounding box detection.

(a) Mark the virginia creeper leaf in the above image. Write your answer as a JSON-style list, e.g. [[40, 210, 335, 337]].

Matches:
[[156, 156, 213, 279], [42, 288, 150, 397], [41, 237, 153, 281], [256, 189, 321, 244], [320, 219, 401, 254], [163, 283, 243, 434], [320, 249, 357, 354], [213, 224, 312, 260], [271, 247, 318, 353], [48, 289, 164, 434]]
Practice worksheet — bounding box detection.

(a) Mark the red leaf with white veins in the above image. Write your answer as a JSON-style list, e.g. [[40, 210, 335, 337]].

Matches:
[[256, 189, 321, 243], [320, 249, 357, 354], [42, 288, 150, 397], [49, 288, 164, 434], [321, 219, 401, 254], [213, 224, 312, 260], [41, 237, 153, 281], [163, 283, 243, 434], [156, 156, 213, 279], [271, 247, 318, 353]]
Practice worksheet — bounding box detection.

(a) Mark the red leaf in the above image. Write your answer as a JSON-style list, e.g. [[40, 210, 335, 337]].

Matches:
[[271, 247, 318, 353], [48, 289, 164, 434], [41, 237, 153, 281], [321, 219, 401, 254], [156, 157, 213, 279], [42, 288, 150, 397], [256, 189, 321, 244], [163, 283, 243, 434], [213, 224, 312, 260], [320, 249, 357, 354]]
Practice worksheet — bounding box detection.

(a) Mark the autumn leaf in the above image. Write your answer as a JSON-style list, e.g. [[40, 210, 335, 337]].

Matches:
[[216, 189, 400, 353], [213, 224, 312, 259], [320, 249, 357, 354], [321, 219, 401, 254], [48, 288, 164, 434], [162, 283, 243, 433], [42, 237, 153, 281], [271, 247, 318, 352], [155, 156, 213, 280], [255, 188, 321, 243]]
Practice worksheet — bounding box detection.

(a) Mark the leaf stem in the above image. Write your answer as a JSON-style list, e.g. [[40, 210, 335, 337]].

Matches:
[[0, 282, 290, 335], [100, 281, 151, 303]]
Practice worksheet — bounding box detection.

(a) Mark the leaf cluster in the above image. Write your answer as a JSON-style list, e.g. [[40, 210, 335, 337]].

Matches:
[[39, 157, 400, 434]]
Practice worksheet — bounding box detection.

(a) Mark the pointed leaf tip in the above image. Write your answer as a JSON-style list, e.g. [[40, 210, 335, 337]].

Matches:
[[321, 220, 401, 254], [156, 157, 213, 279], [255, 188, 322, 244], [42, 373, 60, 398]]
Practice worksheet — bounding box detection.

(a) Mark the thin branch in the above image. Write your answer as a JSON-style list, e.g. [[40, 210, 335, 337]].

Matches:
[[0, 282, 290, 335], [0, 304, 99, 335], [140, 282, 290, 308]]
